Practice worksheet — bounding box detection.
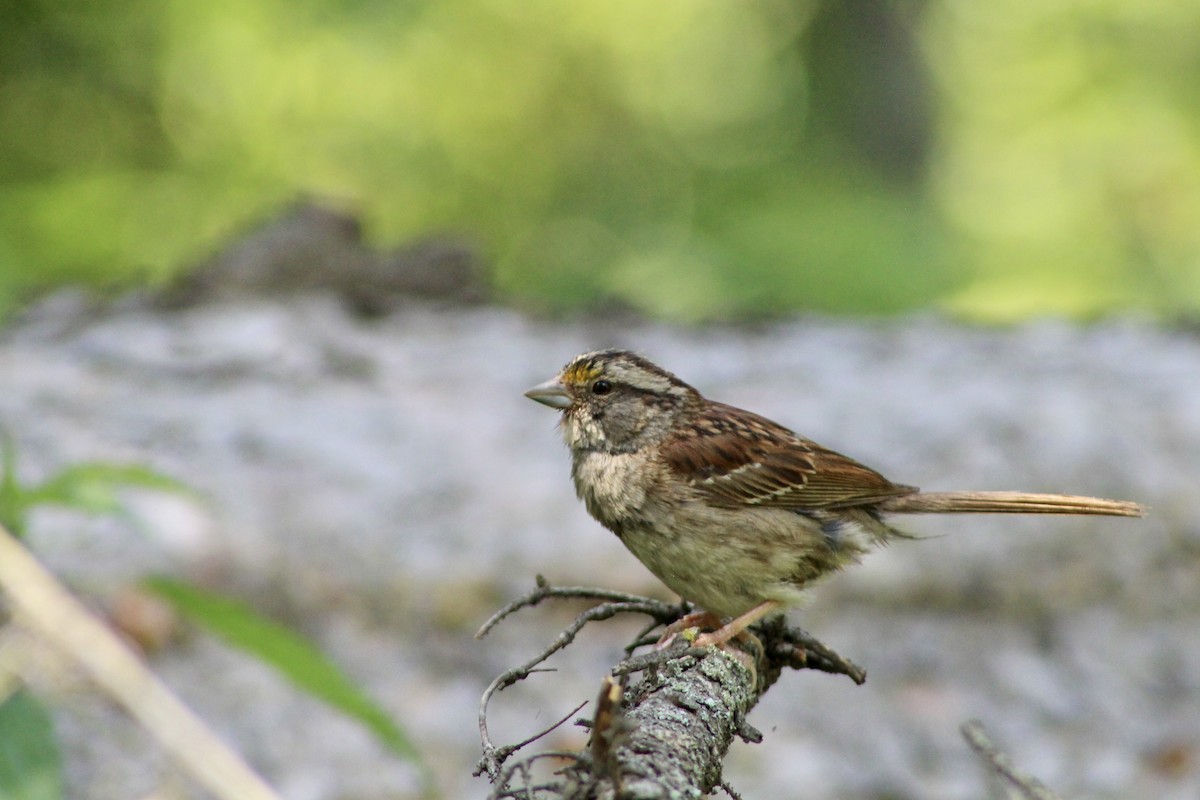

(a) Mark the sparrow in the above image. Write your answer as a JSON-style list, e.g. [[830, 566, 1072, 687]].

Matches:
[[525, 350, 1144, 647]]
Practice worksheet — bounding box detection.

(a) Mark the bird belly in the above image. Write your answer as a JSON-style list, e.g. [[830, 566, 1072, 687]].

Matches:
[[617, 503, 872, 619]]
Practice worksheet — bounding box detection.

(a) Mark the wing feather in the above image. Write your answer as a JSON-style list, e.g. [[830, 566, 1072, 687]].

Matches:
[[662, 402, 915, 509]]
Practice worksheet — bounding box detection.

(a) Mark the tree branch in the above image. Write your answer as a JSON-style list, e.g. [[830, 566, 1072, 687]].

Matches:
[[961, 719, 1063, 800], [475, 580, 865, 798]]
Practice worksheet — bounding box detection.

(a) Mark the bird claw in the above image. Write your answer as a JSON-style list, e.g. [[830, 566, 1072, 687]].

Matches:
[[654, 611, 722, 650]]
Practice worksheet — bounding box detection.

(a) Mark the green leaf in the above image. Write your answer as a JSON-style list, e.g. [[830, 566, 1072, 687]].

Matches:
[[143, 577, 435, 793], [0, 434, 27, 537], [24, 463, 193, 516], [0, 436, 193, 536], [0, 690, 63, 800]]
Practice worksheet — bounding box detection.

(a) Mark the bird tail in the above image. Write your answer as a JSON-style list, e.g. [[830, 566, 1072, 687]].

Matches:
[[877, 491, 1144, 517]]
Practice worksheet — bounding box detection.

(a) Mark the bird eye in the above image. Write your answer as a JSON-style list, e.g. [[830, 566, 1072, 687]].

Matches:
[[591, 379, 612, 395]]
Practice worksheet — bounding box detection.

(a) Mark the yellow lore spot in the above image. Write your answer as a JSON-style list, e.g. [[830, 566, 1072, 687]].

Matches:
[[563, 362, 603, 385]]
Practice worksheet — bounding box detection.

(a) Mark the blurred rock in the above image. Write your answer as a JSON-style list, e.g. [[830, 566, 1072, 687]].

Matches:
[[154, 201, 487, 313], [0, 297, 1197, 799]]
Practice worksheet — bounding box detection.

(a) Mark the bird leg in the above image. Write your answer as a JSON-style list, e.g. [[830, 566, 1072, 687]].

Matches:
[[644, 601, 783, 688], [692, 600, 781, 648], [654, 599, 783, 652], [654, 610, 723, 650]]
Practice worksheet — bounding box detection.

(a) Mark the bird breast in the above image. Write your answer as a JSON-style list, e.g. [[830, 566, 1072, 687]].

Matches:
[[571, 449, 658, 529]]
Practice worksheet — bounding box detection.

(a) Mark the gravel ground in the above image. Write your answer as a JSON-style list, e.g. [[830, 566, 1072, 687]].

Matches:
[[2, 293, 1198, 799]]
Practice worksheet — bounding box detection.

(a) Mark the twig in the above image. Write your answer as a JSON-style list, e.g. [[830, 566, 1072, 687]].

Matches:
[[475, 584, 676, 778], [961, 719, 1063, 800], [758, 615, 867, 687], [0, 524, 281, 800], [587, 675, 625, 768], [718, 779, 747, 800], [490, 751, 586, 800], [611, 646, 701, 677], [475, 575, 680, 640], [506, 700, 589, 761]]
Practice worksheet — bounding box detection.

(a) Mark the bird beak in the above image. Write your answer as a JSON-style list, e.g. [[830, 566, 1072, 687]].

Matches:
[[524, 377, 572, 409]]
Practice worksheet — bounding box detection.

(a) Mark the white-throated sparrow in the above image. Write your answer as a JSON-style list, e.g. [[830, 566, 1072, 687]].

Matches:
[[526, 350, 1144, 647]]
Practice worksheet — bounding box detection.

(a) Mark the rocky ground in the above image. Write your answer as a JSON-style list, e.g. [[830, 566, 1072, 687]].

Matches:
[[2, 291, 1198, 799]]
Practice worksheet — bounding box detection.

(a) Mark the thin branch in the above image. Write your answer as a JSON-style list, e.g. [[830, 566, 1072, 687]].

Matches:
[[0, 524, 281, 800], [475, 587, 676, 778], [757, 615, 867, 687], [961, 719, 1063, 800], [611, 646, 701, 677], [506, 701, 589, 761], [475, 575, 680, 640], [718, 780, 747, 800], [490, 751, 586, 800]]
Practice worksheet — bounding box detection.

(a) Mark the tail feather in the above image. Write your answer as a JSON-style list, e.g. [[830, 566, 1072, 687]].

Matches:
[[878, 491, 1144, 517]]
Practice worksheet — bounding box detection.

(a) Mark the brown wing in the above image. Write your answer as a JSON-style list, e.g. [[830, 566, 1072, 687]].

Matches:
[[662, 401, 916, 509]]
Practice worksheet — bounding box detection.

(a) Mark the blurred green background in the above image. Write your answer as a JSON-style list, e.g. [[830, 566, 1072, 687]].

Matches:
[[2, 0, 1199, 321]]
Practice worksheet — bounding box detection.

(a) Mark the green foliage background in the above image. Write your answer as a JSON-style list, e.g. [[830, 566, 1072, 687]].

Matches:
[[2, 0, 1198, 320]]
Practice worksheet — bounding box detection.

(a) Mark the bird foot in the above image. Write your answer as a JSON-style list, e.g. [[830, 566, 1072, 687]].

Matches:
[[656, 600, 783, 650], [654, 611, 723, 650], [691, 599, 782, 648]]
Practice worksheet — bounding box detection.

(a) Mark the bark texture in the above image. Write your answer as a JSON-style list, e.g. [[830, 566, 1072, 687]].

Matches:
[[579, 651, 755, 799]]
